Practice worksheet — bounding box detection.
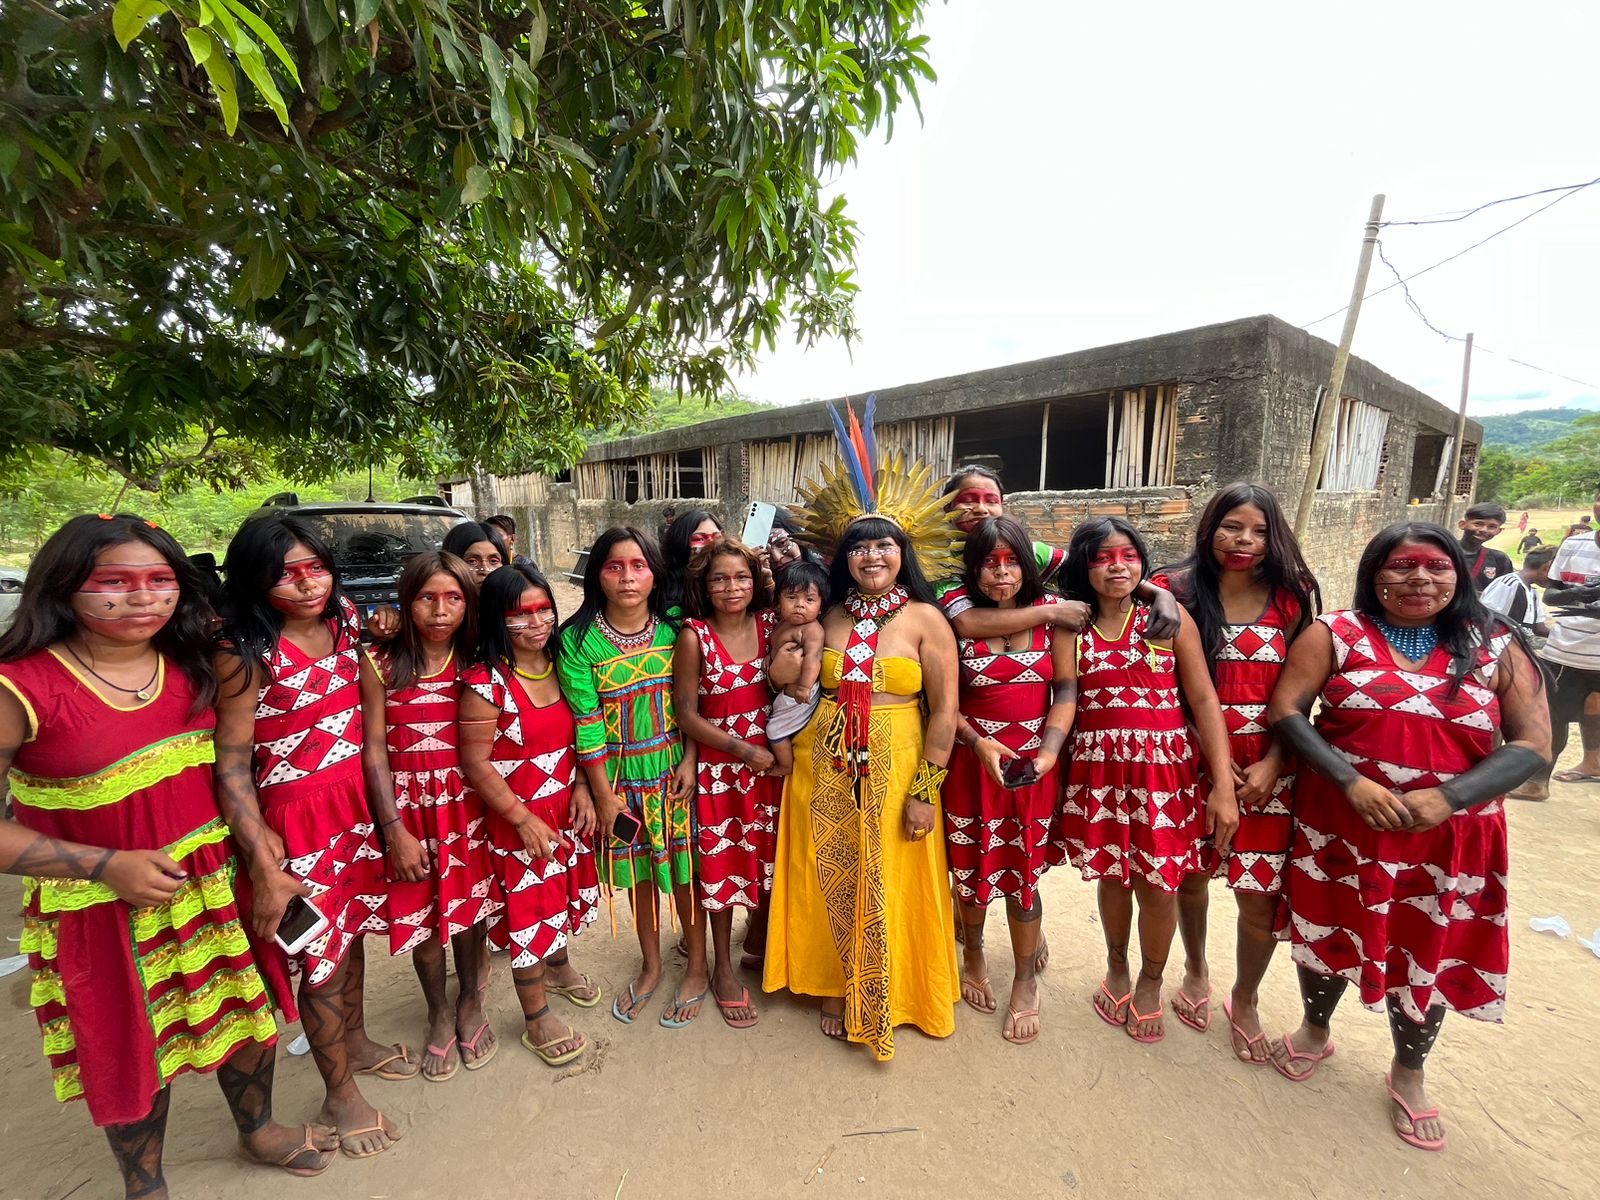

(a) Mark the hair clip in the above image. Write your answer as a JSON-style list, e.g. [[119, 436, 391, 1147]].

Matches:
[[97, 513, 113, 520], [145, 519, 160, 529]]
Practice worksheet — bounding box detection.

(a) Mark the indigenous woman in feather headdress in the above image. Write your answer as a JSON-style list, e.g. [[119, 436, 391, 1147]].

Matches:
[[763, 399, 964, 1060]]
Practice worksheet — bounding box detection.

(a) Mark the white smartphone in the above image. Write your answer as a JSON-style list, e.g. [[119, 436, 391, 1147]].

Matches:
[[742, 501, 777, 550], [274, 894, 330, 955]]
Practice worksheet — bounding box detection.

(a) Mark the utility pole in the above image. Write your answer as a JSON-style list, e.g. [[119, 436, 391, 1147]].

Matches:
[[1446, 333, 1474, 507], [1294, 194, 1386, 538]]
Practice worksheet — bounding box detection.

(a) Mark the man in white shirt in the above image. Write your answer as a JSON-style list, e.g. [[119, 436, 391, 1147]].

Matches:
[[1480, 545, 1553, 636], [1513, 490, 1600, 799]]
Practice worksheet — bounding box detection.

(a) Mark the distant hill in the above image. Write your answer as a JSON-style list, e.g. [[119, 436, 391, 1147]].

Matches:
[[1479, 408, 1590, 450]]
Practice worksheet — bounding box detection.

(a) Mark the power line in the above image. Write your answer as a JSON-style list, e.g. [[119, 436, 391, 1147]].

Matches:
[[1301, 180, 1596, 331], [1380, 176, 1600, 226]]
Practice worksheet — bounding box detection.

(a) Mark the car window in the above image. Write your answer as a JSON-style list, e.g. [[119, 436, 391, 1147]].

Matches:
[[293, 512, 466, 575]]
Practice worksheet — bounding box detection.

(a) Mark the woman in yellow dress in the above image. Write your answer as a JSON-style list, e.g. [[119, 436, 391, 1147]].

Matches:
[[764, 400, 964, 1059]]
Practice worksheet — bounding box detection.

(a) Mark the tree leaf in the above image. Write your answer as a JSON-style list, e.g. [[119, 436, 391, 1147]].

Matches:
[[113, 0, 169, 50], [183, 27, 214, 66], [461, 164, 493, 206], [215, 0, 301, 82], [527, 0, 548, 70]]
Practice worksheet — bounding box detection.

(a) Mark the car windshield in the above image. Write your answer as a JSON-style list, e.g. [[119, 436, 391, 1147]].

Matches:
[[293, 511, 466, 583]]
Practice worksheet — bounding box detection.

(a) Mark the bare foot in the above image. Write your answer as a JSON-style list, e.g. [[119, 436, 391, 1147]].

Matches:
[[820, 998, 846, 1040], [1003, 977, 1041, 1043], [961, 945, 996, 1013], [711, 964, 757, 1024], [1388, 1065, 1446, 1147], [1509, 782, 1549, 801], [1268, 1021, 1333, 1080], [545, 957, 601, 1002], [420, 1011, 457, 1080], [320, 1089, 401, 1158], [525, 1009, 585, 1060], [456, 993, 497, 1068], [1226, 992, 1271, 1063], [240, 1120, 338, 1176], [1094, 966, 1132, 1024], [1127, 975, 1165, 1041], [1173, 969, 1211, 1031], [1034, 936, 1050, 973]]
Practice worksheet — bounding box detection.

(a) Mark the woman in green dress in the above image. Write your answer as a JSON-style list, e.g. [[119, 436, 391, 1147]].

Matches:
[[556, 527, 703, 1027]]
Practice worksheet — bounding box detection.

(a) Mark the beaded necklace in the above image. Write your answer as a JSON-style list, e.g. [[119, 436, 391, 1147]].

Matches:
[[597, 611, 658, 653], [1372, 616, 1439, 663]]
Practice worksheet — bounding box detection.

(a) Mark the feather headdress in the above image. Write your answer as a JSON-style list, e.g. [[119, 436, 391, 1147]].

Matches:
[[792, 395, 964, 580]]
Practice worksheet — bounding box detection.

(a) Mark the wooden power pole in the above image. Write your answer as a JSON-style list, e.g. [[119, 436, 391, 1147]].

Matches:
[[1294, 194, 1387, 538], [1446, 333, 1474, 505]]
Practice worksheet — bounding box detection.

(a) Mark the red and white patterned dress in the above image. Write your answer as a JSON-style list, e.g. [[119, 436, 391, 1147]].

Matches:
[[460, 663, 598, 968], [943, 595, 1062, 909], [683, 613, 781, 910], [376, 650, 501, 954], [1280, 610, 1512, 1023], [1152, 573, 1302, 893], [1050, 604, 1202, 891], [248, 598, 387, 987]]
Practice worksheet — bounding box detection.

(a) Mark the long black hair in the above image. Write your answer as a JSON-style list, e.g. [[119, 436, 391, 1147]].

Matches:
[[0, 513, 218, 711], [1157, 482, 1321, 668], [661, 508, 722, 611], [219, 514, 345, 679], [1354, 522, 1539, 697], [827, 516, 938, 606], [442, 521, 510, 568], [961, 516, 1045, 609], [771, 507, 827, 569], [381, 551, 478, 692], [1061, 517, 1151, 606], [479, 562, 560, 671], [560, 526, 672, 646], [942, 464, 1004, 497]]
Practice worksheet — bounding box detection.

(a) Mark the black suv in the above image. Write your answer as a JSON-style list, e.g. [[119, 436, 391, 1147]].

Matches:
[[245, 494, 472, 619]]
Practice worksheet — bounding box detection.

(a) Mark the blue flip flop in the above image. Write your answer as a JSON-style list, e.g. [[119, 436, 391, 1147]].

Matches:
[[659, 989, 708, 1029], [610, 982, 655, 1025]]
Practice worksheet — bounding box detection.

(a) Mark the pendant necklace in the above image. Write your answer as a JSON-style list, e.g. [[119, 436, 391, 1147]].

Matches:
[[64, 642, 160, 701]]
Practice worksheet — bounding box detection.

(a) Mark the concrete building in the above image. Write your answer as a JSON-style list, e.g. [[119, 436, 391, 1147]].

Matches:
[[446, 314, 1482, 607]]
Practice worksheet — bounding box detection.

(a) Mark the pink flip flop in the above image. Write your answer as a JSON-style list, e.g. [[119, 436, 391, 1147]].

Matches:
[[715, 986, 760, 1029], [1223, 998, 1268, 1065], [1174, 985, 1212, 1033], [1271, 1033, 1335, 1083], [1093, 980, 1131, 1027], [1387, 1073, 1446, 1151], [1125, 1000, 1165, 1044]]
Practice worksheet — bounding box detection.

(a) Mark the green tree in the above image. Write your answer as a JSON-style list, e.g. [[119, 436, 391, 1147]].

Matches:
[[0, 0, 934, 491], [1474, 445, 1519, 503]]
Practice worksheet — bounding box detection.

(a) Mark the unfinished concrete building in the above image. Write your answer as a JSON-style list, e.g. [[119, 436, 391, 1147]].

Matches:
[[446, 314, 1481, 607]]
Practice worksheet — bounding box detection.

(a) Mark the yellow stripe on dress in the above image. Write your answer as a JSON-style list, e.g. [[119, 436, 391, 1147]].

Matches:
[[137, 921, 254, 994], [156, 1005, 278, 1081], [23, 817, 231, 914], [8, 730, 214, 812], [129, 862, 237, 942], [148, 966, 271, 1039]]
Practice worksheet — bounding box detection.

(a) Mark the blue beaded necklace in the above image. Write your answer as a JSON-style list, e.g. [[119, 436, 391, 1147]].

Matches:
[[1373, 615, 1438, 662]]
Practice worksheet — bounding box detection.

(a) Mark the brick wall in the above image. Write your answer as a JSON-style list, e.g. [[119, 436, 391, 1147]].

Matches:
[[1005, 488, 1194, 570], [1298, 490, 1465, 609]]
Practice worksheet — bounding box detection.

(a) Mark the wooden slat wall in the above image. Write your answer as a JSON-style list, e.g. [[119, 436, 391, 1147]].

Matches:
[[1321, 398, 1390, 490], [1104, 385, 1177, 488], [746, 418, 954, 503]]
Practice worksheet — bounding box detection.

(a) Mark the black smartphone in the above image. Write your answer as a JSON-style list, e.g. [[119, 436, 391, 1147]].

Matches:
[[1001, 757, 1038, 789], [612, 809, 644, 844]]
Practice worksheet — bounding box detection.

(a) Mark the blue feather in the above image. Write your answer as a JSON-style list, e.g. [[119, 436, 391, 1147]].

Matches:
[[862, 394, 880, 479], [827, 400, 872, 510]]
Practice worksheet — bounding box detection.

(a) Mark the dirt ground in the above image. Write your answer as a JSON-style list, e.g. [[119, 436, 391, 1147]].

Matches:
[[4, 585, 1599, 1200]]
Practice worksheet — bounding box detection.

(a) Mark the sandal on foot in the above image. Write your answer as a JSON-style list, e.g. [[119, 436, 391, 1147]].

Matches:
[[1552, 768, 1600, 783], [422, 1037, 459, 1083], [1174, 985, 1212, 1033], [1223, 998, 1268, 1065], [1270, 1033, 1335, 1083], [1386, 1072, 1446, 1151], [1126, 1000, 1165, 1044], [715, 985, 760, 1029], [961, 975, 996, 1014], [547, 973, 603, 1008], [247, 1124, 337, 1178], [459, 1021, 498, 1072], [610, 981, 656, 1025], [1093, 980, 1132, 1027], [1002, 1006, 1041, 1046], [819, 1009, 847, 1041], [354, 1043, 419, 1081], [521, 1027, 586, 1067], [660, 988, 708, 1028], [338, 1113, 402, 1160]]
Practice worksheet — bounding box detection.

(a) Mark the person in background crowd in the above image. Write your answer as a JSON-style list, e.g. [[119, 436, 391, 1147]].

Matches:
[[1512, 487, 1600, 799], [0, 515, 336, 1197], [660, 509, 723, 617], [1267, 522, 1548, 1151], [1518, 511, 1529, 535], [1517, 527, 1542, 556], [461, 565, 601, 1066], [485, 514, 537, 570], [1456, 503, 1513, 590], [215, 515, 420, 1161], [943, 516, 1075, 1045], [673, 537, 779, 1029], [372, 552, 501, 1081], [556, 528, 703, 1027], [765, 516, 962, 1059], [1150, 483, 1319, 1060], [1480, 545, 1554, 638], [441, 522, 510, 585], [765, 508, 828, 575], [1051, 517, 1237, 1046]]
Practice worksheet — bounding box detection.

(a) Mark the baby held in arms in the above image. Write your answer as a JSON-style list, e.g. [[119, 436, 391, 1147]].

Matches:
[[765, 561, 828, 776]]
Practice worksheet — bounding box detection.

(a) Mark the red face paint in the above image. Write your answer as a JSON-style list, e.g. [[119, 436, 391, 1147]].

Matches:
[[505, 590, 557, 650], [1089, 546, 1142, 568], [1223, 553, 1258, 571], [947, 484, 1004, 532], [268, 552, 333, 618], [1379, 554, 1455, 577], [73, 561, 181, 636], [77, 564, 181, 595], [689, 527, 720, 551], [275, 558, 331, 587], [981, 549, 1020, 572], [411, 574, 466, 640]]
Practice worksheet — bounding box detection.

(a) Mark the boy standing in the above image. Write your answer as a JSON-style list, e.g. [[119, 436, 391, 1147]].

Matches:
[[1458, 502, 1514, 590]]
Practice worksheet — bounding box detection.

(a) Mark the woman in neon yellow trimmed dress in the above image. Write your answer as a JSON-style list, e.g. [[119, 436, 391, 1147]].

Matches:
[[0, 515, 337, 1198], [557, 527, 703, 1028]]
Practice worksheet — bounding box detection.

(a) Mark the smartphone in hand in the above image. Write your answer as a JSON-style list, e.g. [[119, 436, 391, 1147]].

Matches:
[[274, 895, 329, 955], [612, 809, 644, 844], [1001, 757, 1038, 790], [742, 501, 777, 550]]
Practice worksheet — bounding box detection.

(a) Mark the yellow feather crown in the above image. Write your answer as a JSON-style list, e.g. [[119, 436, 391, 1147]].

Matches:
[[791, 450, 965, 581]]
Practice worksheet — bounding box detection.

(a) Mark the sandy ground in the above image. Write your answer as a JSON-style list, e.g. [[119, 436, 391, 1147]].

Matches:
[[4, 582, 1599, 1199]]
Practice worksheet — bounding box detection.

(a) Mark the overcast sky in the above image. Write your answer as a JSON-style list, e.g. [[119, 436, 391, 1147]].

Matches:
[[739, 0, 1599, 418]]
